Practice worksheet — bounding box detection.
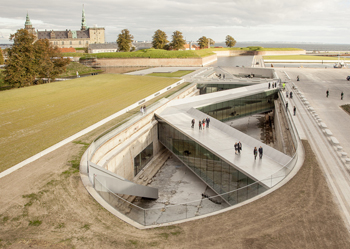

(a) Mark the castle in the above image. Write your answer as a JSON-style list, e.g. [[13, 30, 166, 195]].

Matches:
[[24, 7, 105, 48]]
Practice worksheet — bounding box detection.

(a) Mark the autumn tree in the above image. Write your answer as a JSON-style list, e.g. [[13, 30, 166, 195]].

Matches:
[[197, 36, 208, 49], [170, 31, 186, 50], [225, 35, 236, 48], [117, 29, 134, 52], [34, 39, 70, 83], [4, 29, 37, 87], [4, 29, 70, 87], [152, 30, 169, 49], [0, 48, 4, 65]]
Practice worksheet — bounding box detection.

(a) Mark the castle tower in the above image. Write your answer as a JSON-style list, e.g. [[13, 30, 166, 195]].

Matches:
[[81, 5, 87, 31], [24, 12, 36, 35]]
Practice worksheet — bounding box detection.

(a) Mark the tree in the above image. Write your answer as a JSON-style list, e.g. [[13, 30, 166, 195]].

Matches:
[[152, 30, 168, 49], [4, 29, 37, 87], [117, 29, 134, 52], [170, 31, 186, 50], [4, 29, 70, 87], [0, 48, 4, 65], [225, 35, 236, 48], [208, 38, 215, 46], [197, 36, 208, 49], [34, 39, 70, 83]]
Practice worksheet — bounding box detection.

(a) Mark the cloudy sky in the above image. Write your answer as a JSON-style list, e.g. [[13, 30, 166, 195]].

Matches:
[[0, 0, 349, 44]]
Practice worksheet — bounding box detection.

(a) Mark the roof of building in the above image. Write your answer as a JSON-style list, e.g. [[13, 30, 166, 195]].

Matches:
[[89, 43, 118, 50], [59, 47, 76, 53], [37, 30, 90, 40]]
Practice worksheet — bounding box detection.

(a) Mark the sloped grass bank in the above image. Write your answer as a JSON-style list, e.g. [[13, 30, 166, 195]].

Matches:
[[0, 74, 178, 172]]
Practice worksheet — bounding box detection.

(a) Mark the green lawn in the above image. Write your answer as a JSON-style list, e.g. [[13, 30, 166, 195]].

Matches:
[[59, 62, 102, 77], [208, 47, 304, 51], [80, 49, 215, 59], [263, 55, 350, 60], [147, 70, 194, 77], [0, 74, 178, 172]]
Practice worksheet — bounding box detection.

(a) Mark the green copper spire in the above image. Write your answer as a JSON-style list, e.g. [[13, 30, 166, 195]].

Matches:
[[25, 12, 32, 26], [81, 5, 87, 30]]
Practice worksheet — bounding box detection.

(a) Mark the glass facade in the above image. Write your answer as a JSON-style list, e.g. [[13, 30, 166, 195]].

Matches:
[[158, 120, 266, 204], [197, 90, 278, 122], [134, 142, 153, 176], [197, 83, 249, 95]]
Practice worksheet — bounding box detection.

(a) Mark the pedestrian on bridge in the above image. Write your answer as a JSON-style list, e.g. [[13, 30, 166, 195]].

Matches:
[[268, 82, 270, 89], [258, 146, 263, 159], [199, 120, 202, 130], [341, 92, 344, 100], [326, 90, 329, 98], [253, 147, 258, 160], [294, 106, 296, 116], [191, 119, 195, 128]]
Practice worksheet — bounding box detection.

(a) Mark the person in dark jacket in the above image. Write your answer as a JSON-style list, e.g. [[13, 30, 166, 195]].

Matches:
[[238, 141, 242, 154], [191, 119, 195, 128], [258, 146, 263, 159], [253, 147, 258, 160]]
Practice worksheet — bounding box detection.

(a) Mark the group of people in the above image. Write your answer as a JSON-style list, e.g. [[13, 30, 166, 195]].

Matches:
[[286, 91, 293, 99], [326, 90, 344, 100], [253, 146, 263, 160], [268, 82, 277, 89], [191, 117, 211, 129], [234, 142, 242, 154], [140, 105, 146, 115]]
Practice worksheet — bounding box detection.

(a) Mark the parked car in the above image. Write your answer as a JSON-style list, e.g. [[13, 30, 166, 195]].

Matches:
[[347, 76, 350, 81]]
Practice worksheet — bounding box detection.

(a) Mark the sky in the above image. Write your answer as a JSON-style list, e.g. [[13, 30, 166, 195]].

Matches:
[[0, 0, 349, 44]]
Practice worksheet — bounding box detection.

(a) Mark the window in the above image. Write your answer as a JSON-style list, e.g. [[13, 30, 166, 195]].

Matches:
[[134, 143, 153, 176]]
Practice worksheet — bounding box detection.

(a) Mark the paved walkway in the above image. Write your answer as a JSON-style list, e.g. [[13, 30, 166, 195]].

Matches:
[[276, 68, 350, 230]]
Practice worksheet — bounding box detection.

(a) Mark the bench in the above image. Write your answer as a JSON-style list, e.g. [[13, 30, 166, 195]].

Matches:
[[324, 129, 333, 136], [337, 146, 343, 151], [346, 158, 350, 164], [341, 152, 348, 158], [330, 136, 340, 145], [319, 122, 327, 129]]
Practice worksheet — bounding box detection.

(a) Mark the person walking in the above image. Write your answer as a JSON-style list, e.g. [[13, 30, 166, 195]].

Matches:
[[238, 141, 242, 154], [286, 102, 288, 110], [283, 83, 286, 90], [199, 120, 202, 130], [253, 147, 258, 160], [202, 119, 206, 129], [234, 143, 238, 155], [290, 91, 293, 99], [286, 91, 288, 98], [268, 82, 270, 89], [293, 106, 296, 116], [341, 91, 344, 100], [206, 117, 210, 128], [258, 146, 263, 159], [140, 106, 144, 115], [143, 105, 146, 114], [191, 119, 195, 128], [326, 90, 329, 98], [275, 82, 277, 88]]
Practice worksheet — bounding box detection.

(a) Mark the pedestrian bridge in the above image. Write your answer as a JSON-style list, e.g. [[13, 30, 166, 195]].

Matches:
[[156, 83, 292, 204]]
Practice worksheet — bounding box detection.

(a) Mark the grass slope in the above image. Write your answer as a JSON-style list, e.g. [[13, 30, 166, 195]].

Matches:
[[147, 70, 194, 77], [0, 74, 178, 172], [263, 55, 350, 60], [59, 62, 102, 77], [80, 49, 215, 59]]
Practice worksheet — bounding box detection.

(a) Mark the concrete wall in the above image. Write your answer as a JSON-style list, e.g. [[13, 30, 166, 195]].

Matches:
[[105, 123, 160, 180], [95, 55, 217, 67], [90, 84, 198, 181]]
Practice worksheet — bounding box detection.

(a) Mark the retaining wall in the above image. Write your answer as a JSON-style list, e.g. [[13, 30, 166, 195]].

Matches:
[[213, 50, 306, 56], [95, 55, 217, 67]]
